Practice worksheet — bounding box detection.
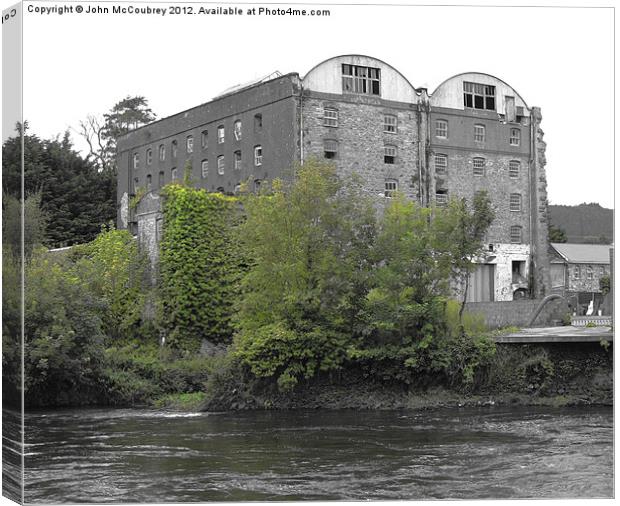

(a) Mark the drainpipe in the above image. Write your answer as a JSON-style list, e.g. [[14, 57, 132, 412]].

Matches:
[[416, 105, 423, 205], [528, 112, 535, 296], [299, 83, 304, 166]]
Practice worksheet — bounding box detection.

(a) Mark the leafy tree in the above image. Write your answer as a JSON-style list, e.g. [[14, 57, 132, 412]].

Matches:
[[548, 224, 568, 243], [2, 130, 115, 247], [80, 96, 156, 174]]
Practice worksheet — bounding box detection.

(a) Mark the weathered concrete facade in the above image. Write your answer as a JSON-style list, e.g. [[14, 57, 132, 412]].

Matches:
[[117, 54, 551, 302]]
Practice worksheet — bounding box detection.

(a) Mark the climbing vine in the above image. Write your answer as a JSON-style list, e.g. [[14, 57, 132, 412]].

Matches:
[[158, 184, 245, 350]]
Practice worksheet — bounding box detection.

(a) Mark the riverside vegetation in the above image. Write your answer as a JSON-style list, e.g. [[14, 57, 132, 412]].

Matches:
[[3, 161, 612, 410]]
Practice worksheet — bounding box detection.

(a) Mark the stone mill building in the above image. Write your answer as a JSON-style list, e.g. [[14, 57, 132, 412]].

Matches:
[[117, 54, 551, 302]]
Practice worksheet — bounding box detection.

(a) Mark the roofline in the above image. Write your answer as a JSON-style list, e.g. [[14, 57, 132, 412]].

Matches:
[[302, 54, 423, 94], [429, 71, 530, 110], [550, 242, 613, 264], [118, 71, 301, 141]]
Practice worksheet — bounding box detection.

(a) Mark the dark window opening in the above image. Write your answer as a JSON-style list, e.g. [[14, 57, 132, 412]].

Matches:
[[342, 64, 381, 96], [254, 113, 263, 130], [324, 139, 338, 159], [512, 260, 526, 284], [463, 82, 496, 111]]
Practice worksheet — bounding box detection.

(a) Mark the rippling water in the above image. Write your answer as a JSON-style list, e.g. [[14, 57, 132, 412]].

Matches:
[[13, 406, 613, 502]]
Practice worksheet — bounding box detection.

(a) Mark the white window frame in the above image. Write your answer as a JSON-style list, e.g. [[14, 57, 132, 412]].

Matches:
[[323, 108, 338, 127], [509, 193, 522, 212], [323, 139, 338, 159], [201, 130, 208, 149], [586, 266, 594, 280], [510, 225, 522, 244], [186, 135, 193, 153], [341, 64, 381, 96], [435, 119, 448, 138], [234, 150, 242, 170], [435, 154, 447, 175], [383, 115, 397, 133], [159, 144, 165, 161], [573, 266, 580, 279], [146, 149, 152, 165], [435, 190, 448, 207], [217, 155, 225, 175], [474, 124, 486, 143], [510, 128, 521, 146], [384, 179, 398, 198], [473, 157, 485, 176], [171, 167, 178, 180], [234, 120, 242, 141], [201, 160, 208, 178], [171, 140, 178, 158], [509, 160, 520, 178], [384, 145, 397, 164], [132, 153, 139, 169], [217, 126, 225, 144], [254, 146, 263, 166]]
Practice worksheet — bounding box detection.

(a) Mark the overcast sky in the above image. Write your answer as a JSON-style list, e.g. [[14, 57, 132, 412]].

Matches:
[[4, 0, 615, 208]]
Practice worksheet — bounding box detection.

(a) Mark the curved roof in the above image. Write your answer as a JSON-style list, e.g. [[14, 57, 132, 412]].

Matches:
[[431, 71, 530, 110], [303, 54, 419, 92]]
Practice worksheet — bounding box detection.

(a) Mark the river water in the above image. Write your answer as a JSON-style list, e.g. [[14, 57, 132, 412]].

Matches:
[[12, 406, 614, 502]]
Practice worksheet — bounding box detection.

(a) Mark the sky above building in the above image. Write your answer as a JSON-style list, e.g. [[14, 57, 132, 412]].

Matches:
[[4, 0, 615, 208]]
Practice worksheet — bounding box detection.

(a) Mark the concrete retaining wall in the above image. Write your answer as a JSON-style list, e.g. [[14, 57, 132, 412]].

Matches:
[[464, 297, 570, 329]]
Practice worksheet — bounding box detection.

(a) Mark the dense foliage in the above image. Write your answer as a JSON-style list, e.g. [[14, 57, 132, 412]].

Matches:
[[159, 184, 245, 350], [233, 161, 496, 391]]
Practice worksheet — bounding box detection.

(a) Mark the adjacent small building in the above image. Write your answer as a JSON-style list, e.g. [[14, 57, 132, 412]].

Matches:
[[549, 242, 612, 314]]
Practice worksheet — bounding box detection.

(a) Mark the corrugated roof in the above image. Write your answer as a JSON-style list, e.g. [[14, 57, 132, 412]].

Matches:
[[550, 243, 613, 264]]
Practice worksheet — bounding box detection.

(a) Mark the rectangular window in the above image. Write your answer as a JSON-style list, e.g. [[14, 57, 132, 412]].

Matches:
[[384, 179, 398, 198], [586, 266, 593, 280], [509, 160, 520, 178], [171, 167, 178, 180], [573, 266, 580, 279], [159, 144, 166, 161], [510, 128, 521, 146], [171, 140, 178, 158], [323, 108, 338, 127], [146, 149, 152, 165], [254, 113, 263, 130], [201, 131, 208, 149], [383, 115, 397, 133], [201, 160, 208, 178], [435, 154, 447, 175], [234, 120, 242, 141], [435, 119, 448, 138], [510, 225, 522, 244], [132, 153, 139, 169], [158, 171, 164, 187], [324, 140, 338, 159], [146, 174, 152, 190], [384, 145, 396, 164], [473, 157, 485, 176], [463, 82, 496, 110], [234, 150, 242, 170], [510, 193, 522, 212], [435, 190, 448, 207], [217, 155, 225, 175], [186, 135, 193, 153], [474, 124, 486, 143], [217, 126, 225, 144], [342, 64, 381, 95], [254, 145, 263, 166]]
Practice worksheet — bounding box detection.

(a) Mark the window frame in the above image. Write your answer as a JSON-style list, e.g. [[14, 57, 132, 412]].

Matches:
[[323, 139, 338, 160], [254, 145, 263, 166], [186, 135, 193, 153], [435, 119, 448, 139], [383, 114, 397, 134], [509, 160, 520, 178], [201, 130, 208, 149], [201, 159, 208, 178], [233, 120, 242, 141], [146, 148, 152, 165], [323, 108, 338, 127], [159, 144, 165, 161], [342, 64, 381, 96], [435, 190, 448, 207], [384, 179, 398, 198], [217, 125, 225, 144], [234, 150, 242, 170], [509, 193, 522, 212], [474, 124, 486, 143], [171, 140, 178, 159], [473, 157, 486, 176], [435, 154, 448, 175], [217, 155, 225, 175], [510, 128, 521, 146], [510, 225, 522, 244], [171, 167, 178, 180], [132, 153, 139, 169], [463, 81, 496, 111], [384, 145, 397, 164]]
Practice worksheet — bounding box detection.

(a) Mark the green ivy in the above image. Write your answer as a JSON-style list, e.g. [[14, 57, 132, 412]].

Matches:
[[158, 184, 245, 350]]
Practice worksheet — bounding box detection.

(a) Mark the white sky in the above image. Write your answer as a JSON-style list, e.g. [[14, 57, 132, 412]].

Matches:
[[3, 0, 616, 208]]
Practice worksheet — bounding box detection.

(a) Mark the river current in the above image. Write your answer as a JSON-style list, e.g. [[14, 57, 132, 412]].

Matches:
[[7, 406, 614, 502]]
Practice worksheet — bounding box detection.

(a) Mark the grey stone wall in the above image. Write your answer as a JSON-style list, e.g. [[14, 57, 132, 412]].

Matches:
[[465, 298, 570, 329]]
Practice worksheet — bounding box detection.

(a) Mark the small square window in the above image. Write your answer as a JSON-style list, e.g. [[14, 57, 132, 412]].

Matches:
[[384, 179, 398, 198], [234, 120, 242, 141], [510, 128, 521, 146], [201, 160, 208, 178], [473, 157, 485, 176], [254, 146, 263, 166], [435, 154, 447, 175], [217, 155, 225, 175], [383, 115, 397, 133], [234, 150, 242, 170], [510, 193, 522, 212], [435, 119, 448, 138], [217, 126, 225, 144], [384, 145, 397, 164], [474, 124, 485, 143], [510, 225, 522, 244], [324, 108, 338, 127], [509, 160, 520, 178]]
